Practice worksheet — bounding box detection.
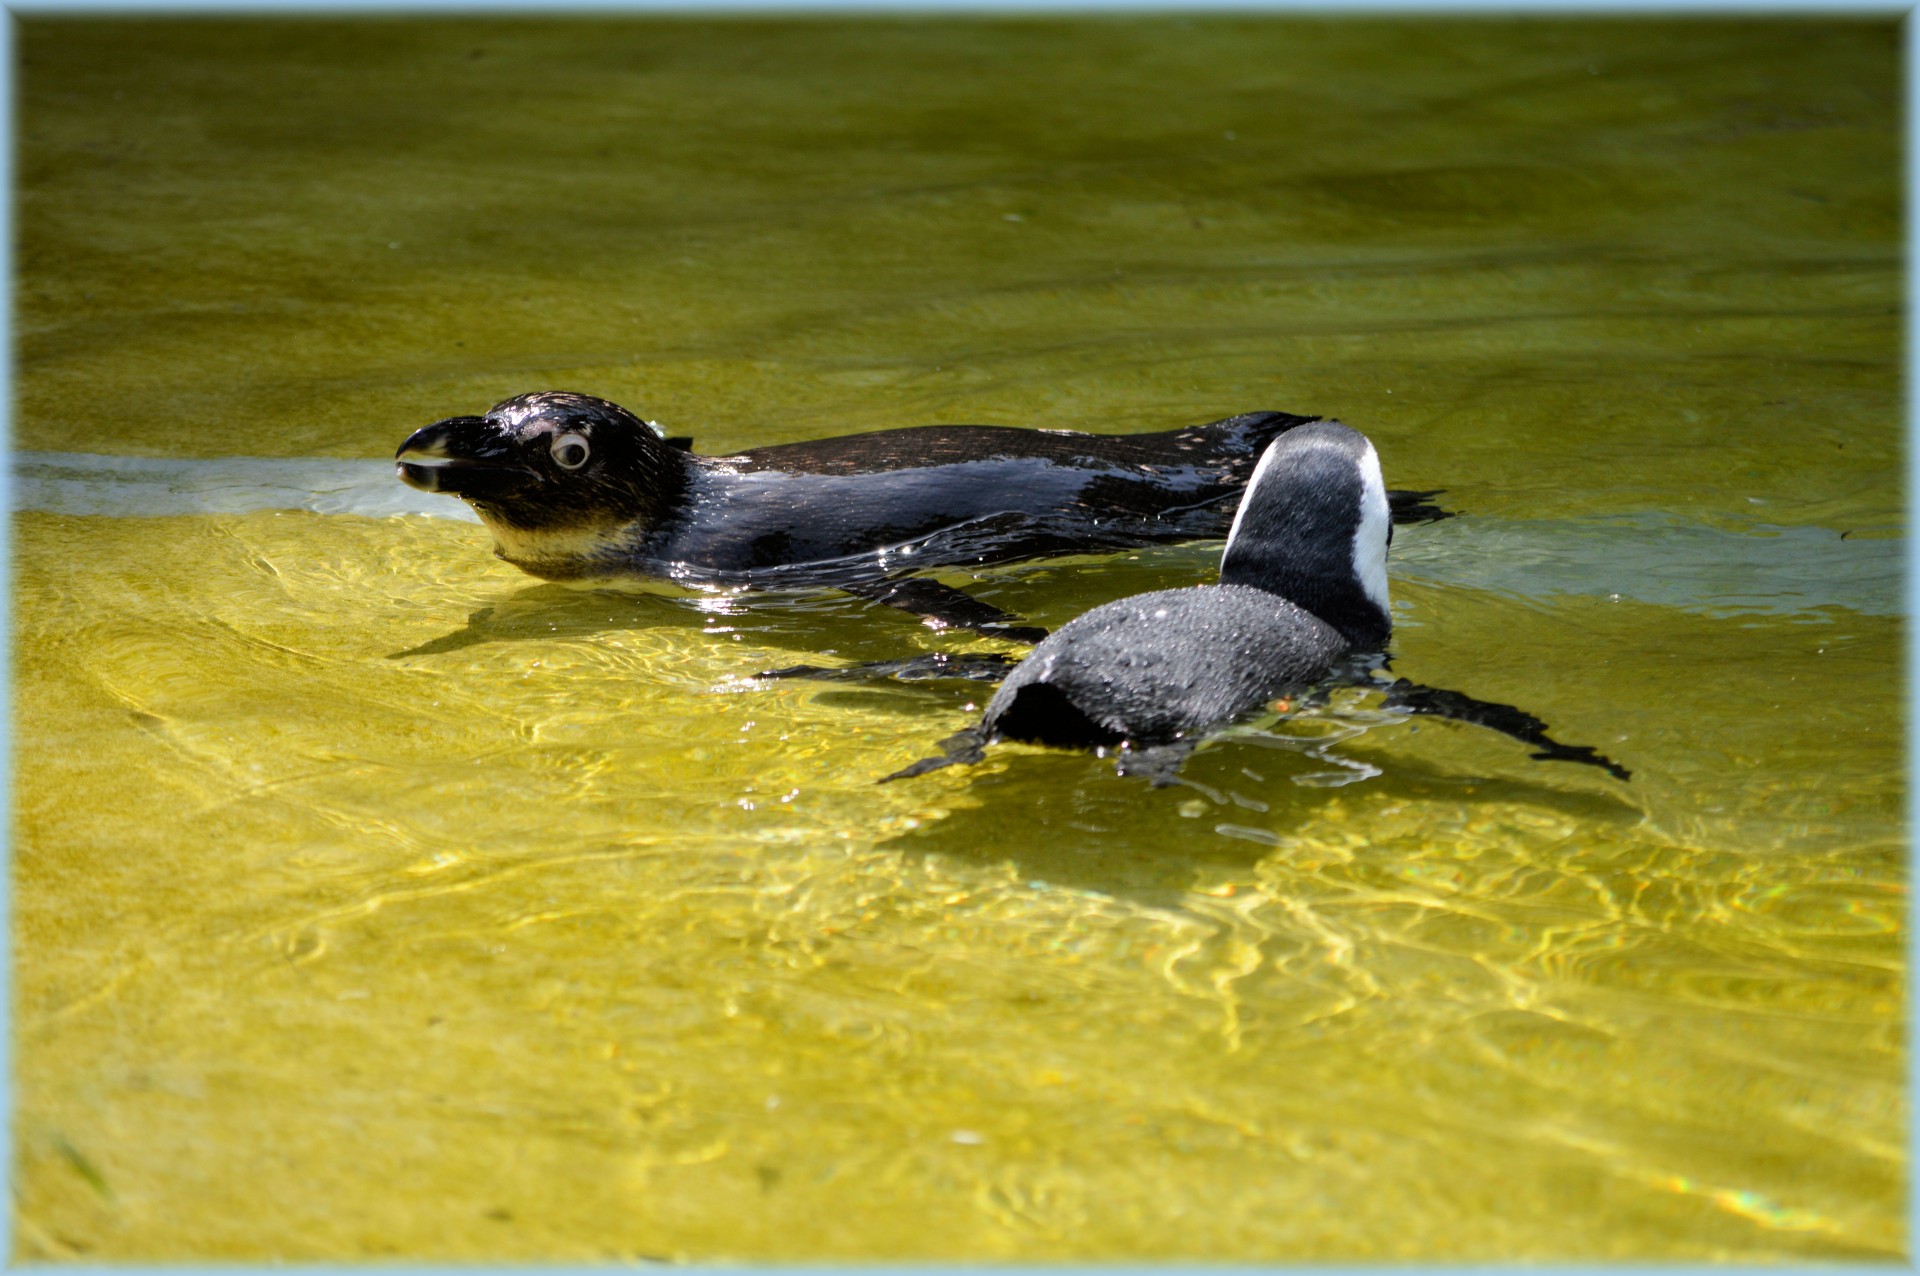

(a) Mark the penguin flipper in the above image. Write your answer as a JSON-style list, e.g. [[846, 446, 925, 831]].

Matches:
[[1113, 739, 1197, 787], [880, 727, 989, 783], [841, 576, 1047, 644], [758, 652, 1020, 683], [1377, 678, 1631, 781]]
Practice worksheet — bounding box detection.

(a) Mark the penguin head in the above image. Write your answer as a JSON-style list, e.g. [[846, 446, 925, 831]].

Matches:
[[396, 391, 690, 574], [1217, 420, 1392, 648]]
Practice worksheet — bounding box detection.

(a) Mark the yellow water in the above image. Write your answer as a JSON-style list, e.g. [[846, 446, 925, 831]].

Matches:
[[13, 16, 1904, 1261]]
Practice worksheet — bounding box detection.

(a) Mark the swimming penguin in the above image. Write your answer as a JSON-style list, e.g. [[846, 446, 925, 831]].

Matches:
[[880, 421, 1629, 783], [395, 391, 1447, 641]]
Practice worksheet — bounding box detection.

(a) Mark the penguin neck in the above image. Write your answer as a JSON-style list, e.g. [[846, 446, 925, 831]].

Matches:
[[1221, 553, 1392, 648]]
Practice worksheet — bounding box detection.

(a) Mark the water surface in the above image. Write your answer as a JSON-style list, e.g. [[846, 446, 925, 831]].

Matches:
[[13, 17, 1903, 1262]]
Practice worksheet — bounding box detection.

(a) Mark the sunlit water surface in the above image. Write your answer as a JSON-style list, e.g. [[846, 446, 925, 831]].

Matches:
[[13, 18, 1903, 1262]]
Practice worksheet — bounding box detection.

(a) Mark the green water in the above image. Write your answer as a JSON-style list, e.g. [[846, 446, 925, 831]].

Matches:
[[13, 17, 1903, 1261]]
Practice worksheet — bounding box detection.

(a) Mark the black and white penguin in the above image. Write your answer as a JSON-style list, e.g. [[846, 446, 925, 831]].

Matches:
[[884, 421, 1628, 783], [395, 391, 1446, 640]]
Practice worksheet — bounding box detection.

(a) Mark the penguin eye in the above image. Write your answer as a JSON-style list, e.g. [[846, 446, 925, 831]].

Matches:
[[550, 432, 590, 470]]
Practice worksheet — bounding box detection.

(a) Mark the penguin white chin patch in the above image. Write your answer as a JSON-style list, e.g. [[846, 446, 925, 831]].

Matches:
[[1351, 441, 1392, 617], [477, 514, 629, 568]]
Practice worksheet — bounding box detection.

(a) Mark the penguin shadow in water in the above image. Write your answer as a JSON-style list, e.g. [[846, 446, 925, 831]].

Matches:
[[765, 420, 1631, 788], [384, 578, 1036, 708], [873, 738, 1641, 906], [386, 583, 734, 660]]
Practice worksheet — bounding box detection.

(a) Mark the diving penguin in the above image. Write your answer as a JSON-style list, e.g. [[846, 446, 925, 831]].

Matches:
[[877, 420, 1629, 783]]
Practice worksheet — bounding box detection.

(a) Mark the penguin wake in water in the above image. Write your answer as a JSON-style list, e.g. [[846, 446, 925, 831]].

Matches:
[[864, 421, 1628, 785], [396, 391, 1447, 642]]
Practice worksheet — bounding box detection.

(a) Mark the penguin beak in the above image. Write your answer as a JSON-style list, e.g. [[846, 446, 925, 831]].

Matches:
[[395, 415, 539, 499]]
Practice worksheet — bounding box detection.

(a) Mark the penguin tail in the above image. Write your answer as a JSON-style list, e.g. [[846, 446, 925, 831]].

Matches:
[[1190, 410, 1322, 461]]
